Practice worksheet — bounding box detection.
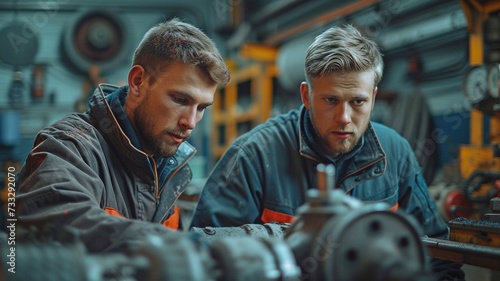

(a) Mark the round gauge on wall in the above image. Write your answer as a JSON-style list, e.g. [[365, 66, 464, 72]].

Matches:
[[463, 65, 488, 104], [487, 63, 499, 98]]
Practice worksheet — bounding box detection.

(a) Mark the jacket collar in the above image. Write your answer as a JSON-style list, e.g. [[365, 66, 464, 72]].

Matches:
[[105, 85, 143, 150]]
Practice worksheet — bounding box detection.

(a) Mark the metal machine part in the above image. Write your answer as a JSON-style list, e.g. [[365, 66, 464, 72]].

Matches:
[[191, 222, 290, 241], [462, 170, 500, 204], [285, 165, 429, 281], [194, 164, 433, 281], [0, 232, 150, 281], [294, 165, 426, 280], [429, 212, 500, 270], [0, 165, 432, 281], [209, 237, 301, 281], [0, 230, 300, 281], [484, 197, 500, 222], [425, 172, 500, 269]]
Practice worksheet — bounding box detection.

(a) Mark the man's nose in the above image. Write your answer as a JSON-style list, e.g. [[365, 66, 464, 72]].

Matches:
[[179, 108, 198, 130], [335, 103, 352, 125]]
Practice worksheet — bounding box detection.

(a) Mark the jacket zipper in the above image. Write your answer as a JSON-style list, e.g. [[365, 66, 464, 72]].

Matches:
[[150, 156, 160, 206]]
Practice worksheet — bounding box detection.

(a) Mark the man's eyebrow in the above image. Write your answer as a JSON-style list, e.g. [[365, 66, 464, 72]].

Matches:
[[353, 94, 370, 99], [173, 90, 213, 107]]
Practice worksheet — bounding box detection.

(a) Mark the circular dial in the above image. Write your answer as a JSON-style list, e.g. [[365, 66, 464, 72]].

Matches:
[[464, 65, 488, 103], [487, 64, 500, 98]]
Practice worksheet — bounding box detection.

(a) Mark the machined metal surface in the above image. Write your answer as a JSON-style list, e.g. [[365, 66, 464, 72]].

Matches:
[[191, 222, 290, 241], [422, 236, 500, 270], [2, 164, 433, 281]]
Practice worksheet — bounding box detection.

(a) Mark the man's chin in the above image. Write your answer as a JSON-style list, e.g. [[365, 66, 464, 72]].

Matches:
[[329, 142, 355, 156], [155, 145, 180, 158]]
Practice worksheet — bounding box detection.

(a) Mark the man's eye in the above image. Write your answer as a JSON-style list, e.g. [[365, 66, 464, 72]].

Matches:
[[352, 100, 365, 105], [198, 105, 208, 112], [325, 97, 337, 104], [173, 96, 188, 105]]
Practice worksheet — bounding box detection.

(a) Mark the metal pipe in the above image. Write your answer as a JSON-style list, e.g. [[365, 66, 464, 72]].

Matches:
[[316, 163, 326, 191], [325, 164, 336, 190]]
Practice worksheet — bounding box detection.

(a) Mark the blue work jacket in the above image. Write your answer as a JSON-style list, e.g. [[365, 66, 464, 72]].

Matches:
[[191, 106, 444, 237], [190, 106, 464, 279]]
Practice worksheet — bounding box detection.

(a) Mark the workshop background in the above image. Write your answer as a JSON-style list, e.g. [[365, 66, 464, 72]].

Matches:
[[0, 0, 499, 279]]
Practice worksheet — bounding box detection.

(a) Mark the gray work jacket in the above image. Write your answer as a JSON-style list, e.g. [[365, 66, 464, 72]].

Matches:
[[17, 84, 195, 253]]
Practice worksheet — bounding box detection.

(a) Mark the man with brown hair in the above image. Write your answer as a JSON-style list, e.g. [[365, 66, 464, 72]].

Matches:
[[17, 18, 230, 253]]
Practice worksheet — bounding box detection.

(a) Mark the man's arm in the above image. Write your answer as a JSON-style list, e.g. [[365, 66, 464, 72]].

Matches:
[[17, 132, 174, 253], [190, 143, 263, 228]]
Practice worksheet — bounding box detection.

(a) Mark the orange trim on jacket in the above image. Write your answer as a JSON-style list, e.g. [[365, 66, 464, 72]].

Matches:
[[104, 207, 125, 218], [162, 206, 180, 230], [389, 202, 399, 212], [104, 206, 180, 230], [261, 208, 295, 224]]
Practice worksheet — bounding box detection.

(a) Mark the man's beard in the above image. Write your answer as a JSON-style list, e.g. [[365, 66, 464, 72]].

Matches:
[[140, 129, 180, 157], [134, 99, 181, 157], [315, 123, 369, 158]]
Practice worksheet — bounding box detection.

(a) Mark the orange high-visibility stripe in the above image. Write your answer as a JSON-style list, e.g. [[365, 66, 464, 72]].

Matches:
[[261, 208, 295, 224], [162, 206, 180, 230], [104, 206, 180, 230], [389, 202, 399, 212], [104, 207, 125, 218]]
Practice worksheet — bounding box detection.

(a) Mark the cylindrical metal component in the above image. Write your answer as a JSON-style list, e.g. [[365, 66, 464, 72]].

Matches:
[[311, 209, 426, 281], [316, 163, 326, 191], [285, 186, 427, 281], [325, 164, 336, 190]]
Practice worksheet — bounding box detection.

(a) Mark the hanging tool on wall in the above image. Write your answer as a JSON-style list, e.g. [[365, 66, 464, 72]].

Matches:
[[31, 64, 46, 103], [74, 64, 104, 112]]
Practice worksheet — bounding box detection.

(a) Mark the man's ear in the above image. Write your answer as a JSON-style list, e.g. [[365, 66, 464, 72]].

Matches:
[[128, 65, 147, 97], [300, 82, 311, 109]]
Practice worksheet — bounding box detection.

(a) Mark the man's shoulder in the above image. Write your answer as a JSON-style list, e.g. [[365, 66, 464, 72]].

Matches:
[[371, 121, 405, 140], [44, 112, 93, 132], [37, 113, 101, 146], [370, 121, 411, 151]]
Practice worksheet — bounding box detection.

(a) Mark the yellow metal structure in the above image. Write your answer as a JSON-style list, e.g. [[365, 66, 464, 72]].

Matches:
[[211, 61, 278, 161], [449, 225, 500, 247], [459, 0, 500, 179], [240, 43, 278, 62]]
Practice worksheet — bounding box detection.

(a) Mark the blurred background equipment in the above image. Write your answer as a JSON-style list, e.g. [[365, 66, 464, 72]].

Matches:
[[431, 0, 500, 223], [0, 20, 39, 68], [423, 3, 500, 275], [0, 19, 39, 107], [61, 9, 130, 75]]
